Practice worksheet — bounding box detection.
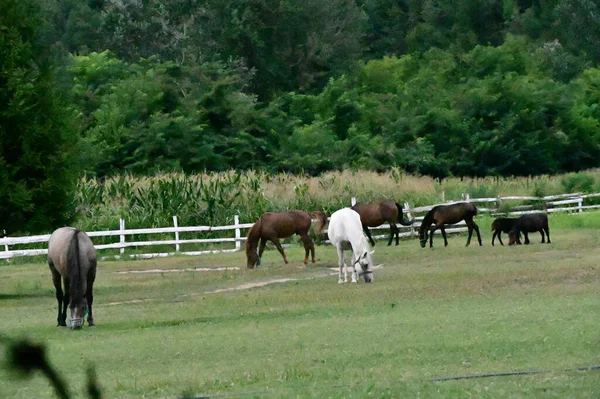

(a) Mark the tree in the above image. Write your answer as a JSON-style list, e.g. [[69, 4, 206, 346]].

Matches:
[[0, 0, 79, 233]]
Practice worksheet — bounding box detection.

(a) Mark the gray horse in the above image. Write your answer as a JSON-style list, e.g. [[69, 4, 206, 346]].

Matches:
[[48, 227, 97, 329]]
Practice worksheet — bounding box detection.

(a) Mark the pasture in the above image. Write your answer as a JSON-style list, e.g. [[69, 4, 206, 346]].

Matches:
[[1, 214, 599, 398]]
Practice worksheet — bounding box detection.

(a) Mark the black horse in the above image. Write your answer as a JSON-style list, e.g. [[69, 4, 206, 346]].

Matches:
[[491, 217, 521, 246], [508, 214, 550, 245], [419, 202, 482, 248]]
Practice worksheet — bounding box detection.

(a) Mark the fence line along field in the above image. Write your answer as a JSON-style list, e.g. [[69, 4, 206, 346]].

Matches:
[[1, 213, 599, 398], [2, 191, 598, 261]]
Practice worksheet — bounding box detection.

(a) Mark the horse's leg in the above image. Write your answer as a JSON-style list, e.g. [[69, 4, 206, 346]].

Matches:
[[337, 247, 345, 284], [428, 226, 437, 248], [540, 229, 545, 243], [524, 232, 530, 245], [545, 227, 551, 244], [299, 233, 314, 264], [257, 238, 267, 267], [388, 223, 399, 246], [439, 225, 449, 247], [86, 261, 96, 327], [474, 222, 482, 246], [270, 237, 288, 264], [351, 254, 358, 283], [363, 226, 375, 247], [465, 221, 474, 246], [492, 231, 497, 246], [62, 278, 70, 327], [49, 264, 65, 327], [498, 232, 504, 246]]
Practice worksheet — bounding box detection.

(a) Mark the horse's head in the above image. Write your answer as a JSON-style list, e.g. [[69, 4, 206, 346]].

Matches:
[[355, 250, 374, 283], [419, 230, 428, 248], [508, 229, 519, 246], [70, 299, 87, 330], [246, 250, 259, 269]]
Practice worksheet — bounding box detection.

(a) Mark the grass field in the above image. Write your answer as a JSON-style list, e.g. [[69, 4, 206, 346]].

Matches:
[[1, 214, 599, 398]]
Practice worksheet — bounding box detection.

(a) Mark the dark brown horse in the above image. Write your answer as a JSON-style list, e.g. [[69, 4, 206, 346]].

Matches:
[[491, 217, 521, 246], [351, 200, 414, 246], [419, 202, 482, 248], [508, 214, 550, 245], [246, 210, 327, 268], [47, 227, 97, 329]]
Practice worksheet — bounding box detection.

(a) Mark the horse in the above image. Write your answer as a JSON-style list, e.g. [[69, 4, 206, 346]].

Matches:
[[245, 210, 327, 268], [419, 202, 482, 248], [328, 208, 374, 283], [491, 217, 521, 246], [47, 227, 97, 329], [508, 214, 550, 245], [351, 200, 414, 246]]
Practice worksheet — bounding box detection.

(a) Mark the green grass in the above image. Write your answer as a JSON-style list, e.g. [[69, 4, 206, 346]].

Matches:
[[1, 214, 600, 398]]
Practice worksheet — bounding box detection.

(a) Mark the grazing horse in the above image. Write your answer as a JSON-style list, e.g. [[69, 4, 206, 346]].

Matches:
[[419, 202, 482, 248], [328, 208, 374, 283], [351, 200, 414, 246], [491, 217, 521, 246], [508, 214, 550, 245], [47, 227, 97, 329], [246, 210, 327, 268]]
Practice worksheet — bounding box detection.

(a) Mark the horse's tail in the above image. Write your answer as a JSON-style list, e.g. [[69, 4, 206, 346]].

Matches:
[[471, 203, 479, 216], [309, 211, 327, 234], [67, 229, 83, 300], [395, 202, 414, 226]]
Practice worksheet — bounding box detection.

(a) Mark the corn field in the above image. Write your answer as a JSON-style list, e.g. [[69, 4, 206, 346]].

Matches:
[[74, 169, 600, 233]]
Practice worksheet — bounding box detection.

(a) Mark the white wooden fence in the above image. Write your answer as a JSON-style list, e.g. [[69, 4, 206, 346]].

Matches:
[[2, 192, 599, 260]]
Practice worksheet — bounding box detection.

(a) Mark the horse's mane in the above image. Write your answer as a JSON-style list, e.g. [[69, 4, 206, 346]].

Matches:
[[245, 216, 262, 254], [67, 229, 83, 303]]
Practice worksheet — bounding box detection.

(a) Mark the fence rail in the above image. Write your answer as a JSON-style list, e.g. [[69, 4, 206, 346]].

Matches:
[[2, 192, 598, 260]]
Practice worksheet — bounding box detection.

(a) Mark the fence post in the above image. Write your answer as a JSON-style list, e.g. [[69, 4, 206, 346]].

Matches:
[[3, 230, 9, 263], [234, 215, 241, 251], [404, 202, 416, 236], [173, 216, 180, 252], [578, 197, 583, 213], [119, 218, 125, 256], [442, 191, 445, 203], [351, 197, 357, 206], [465, 193, 470, 202]]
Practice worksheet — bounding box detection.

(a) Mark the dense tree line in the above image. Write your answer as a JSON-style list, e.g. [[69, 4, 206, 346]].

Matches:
[[2, 0, 600, 232]]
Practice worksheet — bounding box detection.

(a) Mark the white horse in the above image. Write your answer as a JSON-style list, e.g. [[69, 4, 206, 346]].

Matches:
[[328, 208, 374, 283]]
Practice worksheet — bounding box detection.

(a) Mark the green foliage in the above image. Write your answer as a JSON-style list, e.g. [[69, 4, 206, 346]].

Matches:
[[0, 0, 79, 234]]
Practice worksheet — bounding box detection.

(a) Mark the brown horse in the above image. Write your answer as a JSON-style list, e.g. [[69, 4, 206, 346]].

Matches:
[[246, 210, 327, 268], [47, 227, 97, 329], [419, 202, 482, 248], [351, 200, 414, 246]]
